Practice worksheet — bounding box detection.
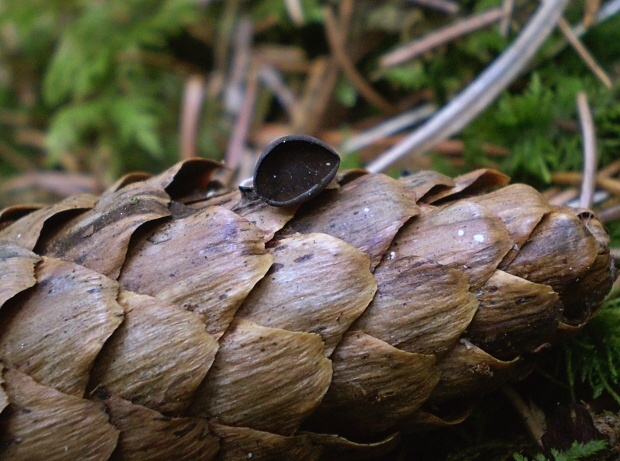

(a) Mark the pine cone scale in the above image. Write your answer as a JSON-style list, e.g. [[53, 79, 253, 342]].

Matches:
[[0, 158, 615, 460], [0, 243, 40, 306], [117, 205, 273, 340], [237, 232, 377, 356], [90, 290, 219, 414], [2, 368, 119, 461], [0, 257, 123, 397], [467, 269, 561, 359], [0, 194, 98, 251], [190, 319, 332, 436], [354, 255, 478, 357]]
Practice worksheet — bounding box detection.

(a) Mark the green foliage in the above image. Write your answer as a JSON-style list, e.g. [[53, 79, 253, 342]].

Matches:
[[334, 77, 358, 108], [563, 289, 620, 405], [462, 71, 619, 187], [513, 440, 607, 461], [381, 62, 430, 92], [0, 0, 198, 179]]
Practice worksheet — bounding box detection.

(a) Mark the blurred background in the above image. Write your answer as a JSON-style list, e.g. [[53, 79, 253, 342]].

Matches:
[[0, 0, 618, 203]]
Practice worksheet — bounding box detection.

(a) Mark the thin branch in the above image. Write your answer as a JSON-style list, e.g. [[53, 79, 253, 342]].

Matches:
[[502, 386, 545, 447], [290, 57, 339, 134], [223, 65, 258, 176], [323, 6, 396, 114], [284, 0, 304, 26], [574, 0, 620, 35], [500, 0, 516, 37], [340, 104, 437, 153], [577, 92, 598, 209], [598, 204, 620, 224], [179, 76, 205, 160], [224, 17, 253, 114], [367, 0, 570, 173], [0, 171, 98, 197], [542, 0, 620, 68], [380, 8, 505, 68], [408, 0, 460, 15], [557, 17, 613, 89], [258, 65, 297, 117], [583, 0, 602, 27]]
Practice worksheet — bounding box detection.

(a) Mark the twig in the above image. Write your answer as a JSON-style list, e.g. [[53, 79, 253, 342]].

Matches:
[[577, 92, 598, 209], [574, 0, 620, 36], [541, 0, 620, 69], [223, 65, 258, 177], [253, 45, 310, 73], [500, 0, 516, 37], [221, 17, 255, 183], [598, 204, 620, 223], [290, 57, 339, 134], [557, 17, 613, 89], [284, 0, 304, 26], [502, 386, 545, 447], [224, 17, 253, 114], [340, 104, 437, 153], [552, 171, 620, 197], [180, 76, 205, 160], [408, 0, 459, 15], [380, 8, 505, 68], [258, 65, 297, 117], [214, 0, 241, 75], [584, 0, 602, 27], [548, 188, 580, 206], [366, 0, 570, 173], [0, 171, 98, 197], [323, 6, 396, 114]]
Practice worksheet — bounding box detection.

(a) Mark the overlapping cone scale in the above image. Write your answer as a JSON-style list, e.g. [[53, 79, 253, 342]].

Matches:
[[0, 159, 614, 460]]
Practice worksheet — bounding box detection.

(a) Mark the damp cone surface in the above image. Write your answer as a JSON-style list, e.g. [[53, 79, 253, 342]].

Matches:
[[0, 159, 614, 460]]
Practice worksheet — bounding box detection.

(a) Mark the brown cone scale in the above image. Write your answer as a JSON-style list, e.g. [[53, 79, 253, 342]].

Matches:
[[0, 159, 615, 460]]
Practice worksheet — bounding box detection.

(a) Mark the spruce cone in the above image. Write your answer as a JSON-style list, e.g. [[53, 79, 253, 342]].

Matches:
[[0, 157, 615, 460]]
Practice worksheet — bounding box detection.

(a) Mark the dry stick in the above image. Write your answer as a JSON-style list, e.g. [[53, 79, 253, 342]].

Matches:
[[0, 171, 97, 198], [380, 8, 505, 68], [225, 18, 253, 114], [323, 6, 396, 114], [221, 18, 254, 182], [290, 2, 353, 134], [577, 92, 598, 209], [223, 65, 258, 180], [366, 0, 570, 174], [502, 386, 545, 447], [500, 0, 516, 37], [584, 0, 602, 27], [290, 57, 339, 134], [574, 0, 620, 36], [284, 0, 304, 26], [258, 65, 297, 118], [340, 104, 437, 154], [541, 0, 620, 73], [179, 76, 205, 160], [599, 160, 620, 178], [214, 0, 241, 76], [557, 17, 613, 89], [599, 204, 620, 224], [409, 0, 460, 15], [551, 171, 620, 197]]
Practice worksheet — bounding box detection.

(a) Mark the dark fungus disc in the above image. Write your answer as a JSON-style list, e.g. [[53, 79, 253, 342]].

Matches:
[[254, 135, 340, 207]]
